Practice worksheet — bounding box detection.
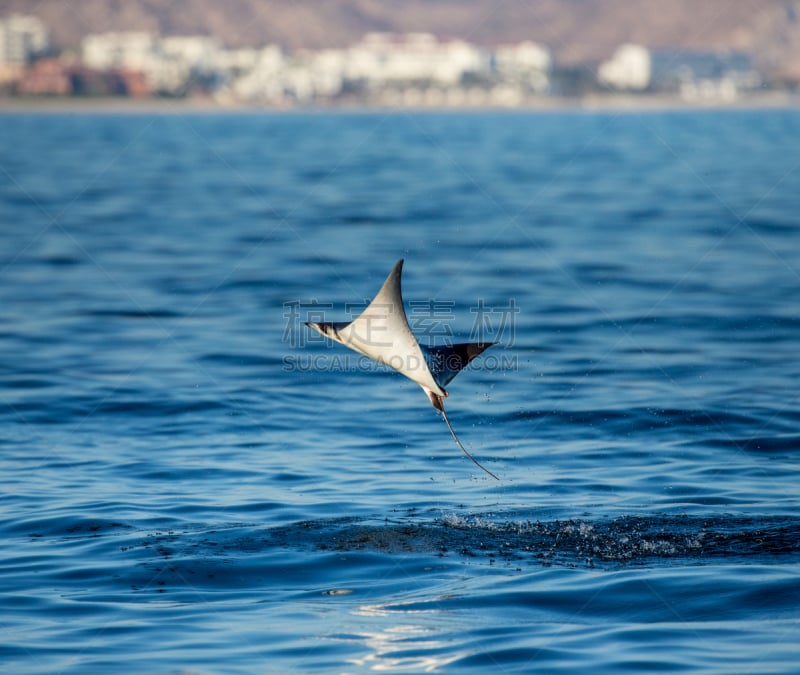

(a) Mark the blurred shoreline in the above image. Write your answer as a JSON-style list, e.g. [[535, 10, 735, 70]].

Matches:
[[1, 91, 797, 113]]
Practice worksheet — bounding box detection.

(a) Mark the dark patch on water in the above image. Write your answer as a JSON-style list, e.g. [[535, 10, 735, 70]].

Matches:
[[289, 514, 800, 568], [115, 514, 800, 592]]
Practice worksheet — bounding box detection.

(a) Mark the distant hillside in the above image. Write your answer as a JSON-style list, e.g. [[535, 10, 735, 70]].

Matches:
[[2, 0, 799, 75]]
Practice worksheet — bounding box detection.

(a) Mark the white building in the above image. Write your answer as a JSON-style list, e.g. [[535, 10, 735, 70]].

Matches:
[[0, 14, 48, 64], [160, 35, 221, 73], [347, 33, 486, 86], [598, 44, 651, 91], [228, 45, 285, 102], [158, 35, 224, 93], [494, 41, 551, 92], [304, 49, 347, 97], [217, 47, 262, 74], [82, 32, 158, 72]]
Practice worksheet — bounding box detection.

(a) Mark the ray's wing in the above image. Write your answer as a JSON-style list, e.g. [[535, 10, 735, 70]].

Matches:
[[308, 259, 444, 396], [422, 342, 496, 388], [304, 320, 354, 352]]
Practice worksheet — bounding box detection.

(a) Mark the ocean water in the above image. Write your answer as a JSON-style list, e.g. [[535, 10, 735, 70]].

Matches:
[[1, 108, 799, 673]]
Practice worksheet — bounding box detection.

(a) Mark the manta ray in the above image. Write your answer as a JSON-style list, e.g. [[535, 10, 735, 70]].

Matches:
[[305, 259, 498, 479]]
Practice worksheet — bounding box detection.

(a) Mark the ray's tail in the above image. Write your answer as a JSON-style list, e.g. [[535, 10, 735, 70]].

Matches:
[[441, 407, 499, 480], [428, 391, 498, 480]]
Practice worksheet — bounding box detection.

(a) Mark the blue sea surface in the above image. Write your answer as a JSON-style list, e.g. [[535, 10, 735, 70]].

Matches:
[[1, 108, 799, 673]]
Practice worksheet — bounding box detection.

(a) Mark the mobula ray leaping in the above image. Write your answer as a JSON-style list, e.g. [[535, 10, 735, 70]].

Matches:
[[305, 259, 498, 479]]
